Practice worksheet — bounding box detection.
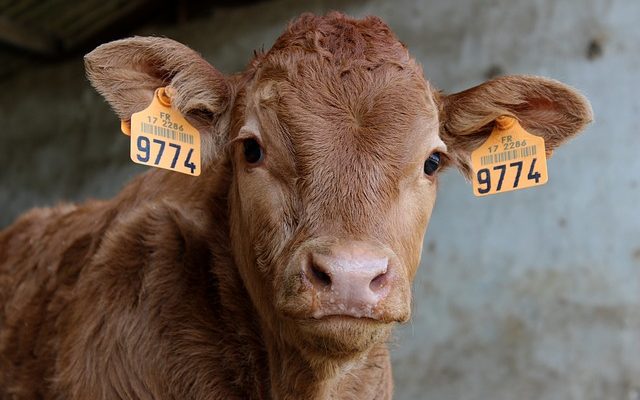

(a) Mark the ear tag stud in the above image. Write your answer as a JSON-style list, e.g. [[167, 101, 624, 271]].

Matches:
[[125, 86, 201, 176], [471, 116, 548, 196]]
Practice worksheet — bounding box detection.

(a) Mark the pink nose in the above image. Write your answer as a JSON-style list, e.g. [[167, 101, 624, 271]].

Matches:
[[304, 242, 392, 318]]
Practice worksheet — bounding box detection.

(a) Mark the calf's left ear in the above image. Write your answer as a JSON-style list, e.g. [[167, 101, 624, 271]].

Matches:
[[437, 75, 593, 178]]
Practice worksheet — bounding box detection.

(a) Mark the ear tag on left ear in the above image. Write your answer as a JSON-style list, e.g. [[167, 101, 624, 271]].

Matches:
[[471, 116, 548, 196], [127, 87, 201, 176]]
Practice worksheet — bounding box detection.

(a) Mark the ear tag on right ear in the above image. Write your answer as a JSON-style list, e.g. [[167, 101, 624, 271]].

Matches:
[[127, 87, 201, 176], [471, 116, 548, 196]]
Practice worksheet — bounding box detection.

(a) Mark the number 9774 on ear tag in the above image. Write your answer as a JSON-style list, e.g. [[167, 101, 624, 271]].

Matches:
[[471, 116, 548, 197], [128, 87, 201, 176]]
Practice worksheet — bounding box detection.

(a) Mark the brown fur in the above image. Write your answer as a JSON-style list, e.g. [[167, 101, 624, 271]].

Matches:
[[0, 12, 592, 400]]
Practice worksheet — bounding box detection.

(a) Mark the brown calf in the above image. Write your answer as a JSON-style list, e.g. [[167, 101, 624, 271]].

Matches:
[[0, 12, 592, 400]]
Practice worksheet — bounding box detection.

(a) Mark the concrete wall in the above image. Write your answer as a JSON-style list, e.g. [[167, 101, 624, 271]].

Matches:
[[1, 0, 638, 399]]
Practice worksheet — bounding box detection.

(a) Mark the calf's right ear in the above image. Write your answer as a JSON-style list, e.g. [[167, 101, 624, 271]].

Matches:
[[85, 36, 232, 154]]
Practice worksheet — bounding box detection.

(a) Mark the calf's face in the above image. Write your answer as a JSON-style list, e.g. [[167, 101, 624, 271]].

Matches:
[[228, 52, 444, 357], [85, 14, 592, 361]]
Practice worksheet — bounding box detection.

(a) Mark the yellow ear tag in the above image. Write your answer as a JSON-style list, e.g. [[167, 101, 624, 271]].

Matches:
[[471, 116, 548, 196], [127, 87, 201, 176]]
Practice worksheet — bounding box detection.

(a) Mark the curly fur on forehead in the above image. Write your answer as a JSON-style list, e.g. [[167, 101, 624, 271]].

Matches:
[[237, 11, 436, 149], [253, 12, 419, 75]]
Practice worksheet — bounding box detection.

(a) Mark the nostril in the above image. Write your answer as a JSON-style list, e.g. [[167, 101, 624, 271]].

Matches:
[[310, 262, 332, 287], [369, 270, 388, 292]]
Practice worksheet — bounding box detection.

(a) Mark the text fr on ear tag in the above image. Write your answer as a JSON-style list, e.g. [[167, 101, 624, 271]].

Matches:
[[471, 115, 548, 197], [123, 87, 201, 176]]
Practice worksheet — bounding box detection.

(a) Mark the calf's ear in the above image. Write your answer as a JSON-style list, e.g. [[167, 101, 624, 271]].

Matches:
[[438, 75, 593, 178], [85, 36, 232, 155]]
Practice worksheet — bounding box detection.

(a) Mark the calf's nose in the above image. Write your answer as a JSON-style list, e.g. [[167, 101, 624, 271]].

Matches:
[[304, 242, 392, 317]]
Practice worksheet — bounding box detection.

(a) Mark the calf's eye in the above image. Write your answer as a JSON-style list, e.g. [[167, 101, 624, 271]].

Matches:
[[423, 152, 441, 176], [243, 138, 263, 164]]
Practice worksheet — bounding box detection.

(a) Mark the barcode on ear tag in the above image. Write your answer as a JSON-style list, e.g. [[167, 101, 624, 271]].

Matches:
[[471, 116, 548, 197], [129, 87, 201, 176]]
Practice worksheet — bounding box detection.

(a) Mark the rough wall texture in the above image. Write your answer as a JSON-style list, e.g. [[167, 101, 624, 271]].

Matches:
[[0, 1, 638, 399]]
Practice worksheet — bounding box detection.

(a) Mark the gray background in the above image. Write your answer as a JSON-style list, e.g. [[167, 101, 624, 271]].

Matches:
[[1, 1, 638, 399]]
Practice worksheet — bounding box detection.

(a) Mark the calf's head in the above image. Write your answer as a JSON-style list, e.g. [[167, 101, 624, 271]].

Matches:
[[86, 13, 591, 360]]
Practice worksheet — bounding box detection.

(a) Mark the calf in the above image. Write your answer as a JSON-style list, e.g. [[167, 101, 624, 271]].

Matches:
[[0, 12, 591, 400]]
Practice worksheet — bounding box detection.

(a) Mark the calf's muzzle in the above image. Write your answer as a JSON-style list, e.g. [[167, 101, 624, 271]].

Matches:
[[302, 241, 397, 319]]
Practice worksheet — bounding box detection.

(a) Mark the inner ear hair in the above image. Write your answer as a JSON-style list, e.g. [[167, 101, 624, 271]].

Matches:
[[440, 75, 592, 145]]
